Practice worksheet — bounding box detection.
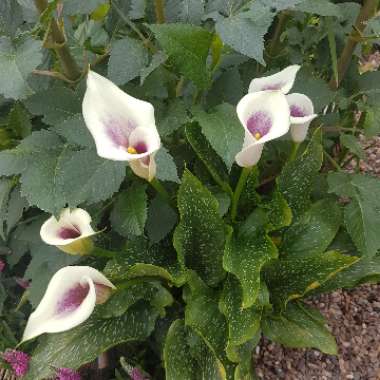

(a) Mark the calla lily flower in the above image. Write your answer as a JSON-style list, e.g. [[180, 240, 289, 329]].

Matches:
[[235, 91, 290, 167], [40, 208, 96, 255], [82, 71, 160, 181], [286, 93, 317, 143], [248, 65, 300, 94], [22, 266, 115, 342]]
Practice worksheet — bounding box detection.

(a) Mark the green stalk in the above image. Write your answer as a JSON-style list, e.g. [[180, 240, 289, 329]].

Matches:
[[91, 247, 117, 259], [230, 167, 252, 222], [289, 142, 300, 162], [150, 178, 171, 203]]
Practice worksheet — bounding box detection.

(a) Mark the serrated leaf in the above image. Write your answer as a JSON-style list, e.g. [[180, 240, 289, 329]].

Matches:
[[262, 302, 337, 355], [281, 198, 342, 257], [158, 99, 189, 137], [146, 195, 178, 244], [24, 86, 82, 125], [0, 0, 23, 37], [264, 250, 358, 310], [0, 36, 42, 100], [164, 320, 226, 380], [155, 147, 180, 183], [108, 37, 148, 85], [148, 23, 213, 89], [185, 123, 232, 195], [24, 302, 159, 380], [174, 170, 227, 286], [5, 185, 27, 236], [278, 128, 323, 218], [0, 179, 13, 240], [193, 103, 244, 170], [165, 0, 205, 25], [340, 134, 365, 159], [110, 183, 147, 237], [140, 51, 167, 84], [7, 102, 32, 138], [224, 228, 278, 309]]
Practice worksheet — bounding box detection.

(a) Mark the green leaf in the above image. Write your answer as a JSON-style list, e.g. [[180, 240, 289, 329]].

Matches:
[[0, 36, 42, 100], [263, 190, 292, 232], [59, 148, 127, 208], [174, 170, 227, 286], [193, 103, 244, 171], [0, 178, 13, 240], [264, 250, 358, 310], [328, 173, 380, 257], [295, 0, 342, 17], [278, 128, 323, 218], [53, 114, 94, 148], [110, 184, 147, 237], [215, 5, 274, 64], [104, 236, 186, 286], [155, 147, 180, 183], [340, 134, 365, 159], [62, 0, 107, 15], [108, 37, 148, 85], [185, 124, 232, 195], [165, 0, 205, 25], [146, 195, 178, 244], [262, 302, 337, 355], [281, 198, 342, 257], [148, 23, 213, 89], [158, 99, 189, 137], [140, 51, 167, 84], [164, 320, 226, 380], [224, 228, 278, 309], [24, 86, 82, 125], [5, 185, 27, 236], [7, 102, 32, 138], [0, 0, 23, 37], [98, 280, 173, 318], [312, 255, 380, 294], [24, 302, 159, 380], [219, 276, 261, 351]]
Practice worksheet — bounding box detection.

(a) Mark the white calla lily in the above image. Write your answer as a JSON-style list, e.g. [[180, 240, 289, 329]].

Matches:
[[40, 208, 96, 255], [286, 93, 318, 143], [235, 91, 290, 167], [22, 266, 116, 342], [82, 70, 160, 180], [248, 65, 300, 94]]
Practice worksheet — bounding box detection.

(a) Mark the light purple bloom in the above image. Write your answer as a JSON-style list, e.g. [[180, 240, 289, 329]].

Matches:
[[56, 367, 81, 380], [2, 349, 30, 377]]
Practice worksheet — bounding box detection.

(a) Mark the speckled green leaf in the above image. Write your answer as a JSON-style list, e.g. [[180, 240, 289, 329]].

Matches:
[[263, 190, 292, 232], [281, 198, 342, 257], [110, 184, 147, 237], [264, 251, 358, 310], [97, 280, 173, 318], [148, 24, 213, 89], [104, 237, 186, 286], [193, 103, 244, 170], [219, 276, 261, 355], [224, 228, 278, 308], [24, 302, 159, 380], [278, 128, 323, 218], [312, 255, 380, 294], [262, 302, 337, 355], [164, 320, 226, 380], [185, 123, 231, 194], [174, 170, 227, 286]]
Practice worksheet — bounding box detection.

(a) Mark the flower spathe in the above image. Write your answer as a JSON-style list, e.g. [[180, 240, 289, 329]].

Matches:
[[287, 93, 317, 143], [248, 65, 318, 143], [2, 350, 30, 377], [235, 91, 291, 167], [22, 266, 115, 342], [40, 208, 96, 255], [82, 70, 160, 181]]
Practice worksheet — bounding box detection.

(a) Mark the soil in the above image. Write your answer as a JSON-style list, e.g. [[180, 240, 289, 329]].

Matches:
[[255, 136, 380, 380]]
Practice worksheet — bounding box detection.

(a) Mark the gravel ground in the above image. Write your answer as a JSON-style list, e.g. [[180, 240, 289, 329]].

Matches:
[[255, 136, 380, 380]]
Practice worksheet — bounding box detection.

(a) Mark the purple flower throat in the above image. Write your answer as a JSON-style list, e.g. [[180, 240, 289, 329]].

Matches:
[[247, 111, 272, 140]]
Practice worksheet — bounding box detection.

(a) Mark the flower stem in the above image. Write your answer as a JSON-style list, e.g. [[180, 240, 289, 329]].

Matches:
[[323, 150, 342, 172], [150, 178, 171, 203], [329, 0, 378, 90], [230, 167, 252, 222], [91, 247, 117, 259], [33, 0, 81, 82], [289, 142, 300, 162], [154, 0, 166, 24]]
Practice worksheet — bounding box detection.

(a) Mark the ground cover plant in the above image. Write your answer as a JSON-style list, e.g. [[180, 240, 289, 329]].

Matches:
[[0, 0, 379, 379]]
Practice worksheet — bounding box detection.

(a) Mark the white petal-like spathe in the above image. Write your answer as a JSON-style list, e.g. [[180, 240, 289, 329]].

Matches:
[[40, 208, 95, 247], [248, 65, 300, 94], [235, 91, 290, 168], [287, 93, 317, 143], [82, 71, 160, 161], [22, 266, 115, 342]]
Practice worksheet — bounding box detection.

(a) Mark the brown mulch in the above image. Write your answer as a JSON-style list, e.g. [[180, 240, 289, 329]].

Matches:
[[255, 136, 380, 380]]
